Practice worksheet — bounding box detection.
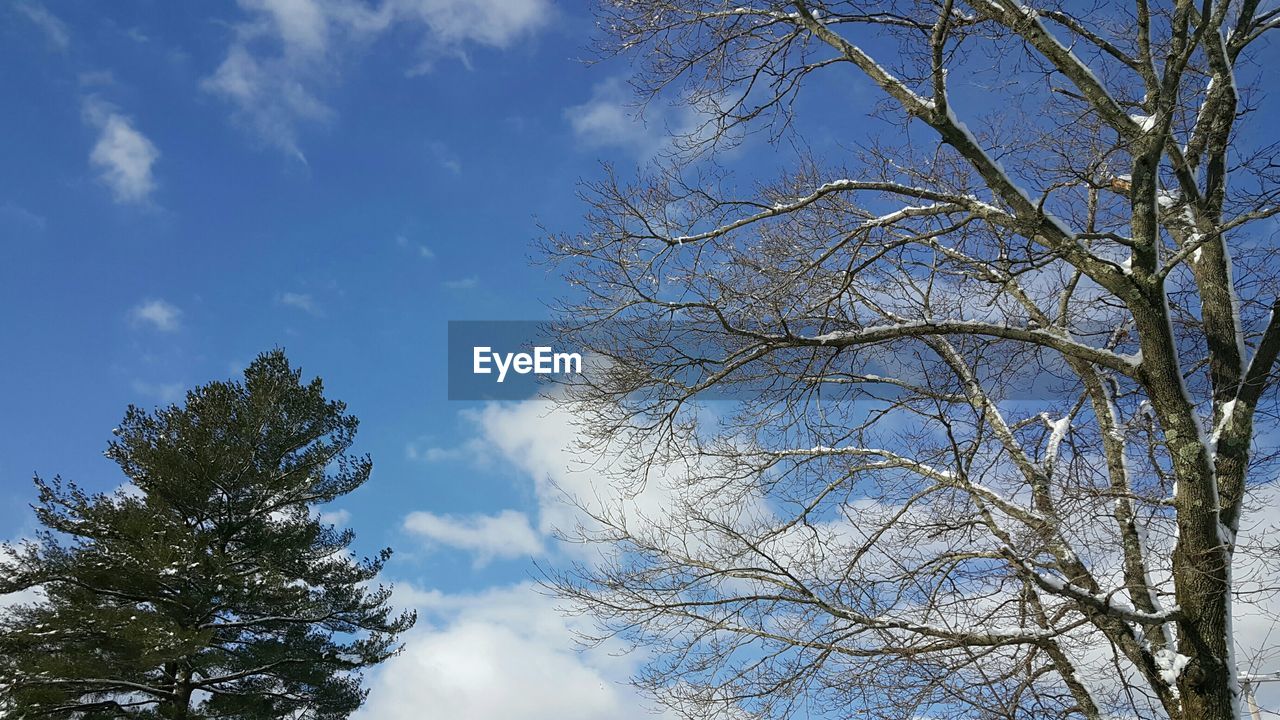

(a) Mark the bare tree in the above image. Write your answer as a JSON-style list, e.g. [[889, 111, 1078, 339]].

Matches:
[[545, 2, 1280, 719]]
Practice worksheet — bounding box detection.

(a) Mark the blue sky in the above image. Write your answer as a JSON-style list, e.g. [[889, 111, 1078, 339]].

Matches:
[[0, 0, 636, 545], [8, 2, 1280, 717], [0, 1, 720, 715]]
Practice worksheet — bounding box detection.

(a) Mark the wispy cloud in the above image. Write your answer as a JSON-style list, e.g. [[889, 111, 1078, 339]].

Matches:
[[0, 202, 47, 235], [15, 3, 69, 51], [317, 508, 351, 526], [402, 509, 543, 565], [405, 435, 486, 464], [355, 582, 672, 720], [84, 100, 160, 204], [565, 77, 717, 160], [202, 44, 334, 162], [129, 299, 182, 332], [0, 585, 46, 611], [277, 291, 320, 315], [565, 79, 650, 150], [202, 0, 553, 158], [131, 379, 186, 404], [442, 275, 477, 290], [396, 234, 434, 259], [123, 26, 150, 44], [450, 396, 688, 544], [406, 443, 455, 463], [428, 141, 461, 174], [78, 70, 116, 88]]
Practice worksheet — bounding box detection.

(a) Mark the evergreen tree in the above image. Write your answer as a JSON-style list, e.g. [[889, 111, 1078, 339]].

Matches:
[[0, 350, 415, 719]]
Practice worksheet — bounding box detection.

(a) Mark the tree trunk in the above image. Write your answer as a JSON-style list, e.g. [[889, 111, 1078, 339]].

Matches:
[[1131, 293, 1237, 720], [160, 667, 193, 720]]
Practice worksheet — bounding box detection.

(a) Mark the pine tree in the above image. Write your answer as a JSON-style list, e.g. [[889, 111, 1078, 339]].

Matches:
[[0, 350, 415, 719]]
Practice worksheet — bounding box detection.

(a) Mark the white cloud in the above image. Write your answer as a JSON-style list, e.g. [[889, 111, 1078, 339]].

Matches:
[[129, 298, 182, 331], [123, 26, 150, 44], [402, 509, 543, 565], [278, 291, 320, 314], [15, 3, 68, 51], [78, 70, 116, 87], [1233, 483, 1280, 708], [436, 395, 1280, 715], [394, 0, 551, 51], [464, 398, 685, 539], [356, 582, 671, 720], [0, 536, 44, 611], [396, 393, 704, 573], [115, 482, 144, 499], [428, 140, 461, 174], [203, 0, 552, 157], [0, 202, 46, 234], [317, 508, 351, 526], [395, 234, 434, 259], [405, 436, 482, 463], [0, 585, 44, 612], [443, 275, 478, 289], [84, 101, 160, 204], [564, 78, 656, 151], [565, 77, 729, 160], [203, 44, 334, 161], [131, 380, 187, 404]]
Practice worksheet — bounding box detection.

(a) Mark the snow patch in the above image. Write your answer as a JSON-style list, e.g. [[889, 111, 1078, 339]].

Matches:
[[1154, 648, 1191, 686], [1130, 114, 1157, 132]]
